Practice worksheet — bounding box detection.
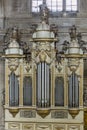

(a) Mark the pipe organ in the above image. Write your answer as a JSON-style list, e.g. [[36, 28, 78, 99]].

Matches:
[[4, 4, 86, 130]]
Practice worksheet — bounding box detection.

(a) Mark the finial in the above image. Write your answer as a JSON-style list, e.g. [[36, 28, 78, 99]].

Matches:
[[11, 27, 19, 40], [69, 25, 77, 41], [39, 2, 49, 24]]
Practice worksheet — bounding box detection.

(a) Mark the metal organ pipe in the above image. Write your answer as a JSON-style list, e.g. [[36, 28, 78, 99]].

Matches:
[[45, 63, 47, 107], [46, 63, 50, 107], [72, 72, 75, 107], [69, 73, 79, 108], [37, 62, 50, 107], [42, 62, 44, 107], [37, 63, 41, 107]]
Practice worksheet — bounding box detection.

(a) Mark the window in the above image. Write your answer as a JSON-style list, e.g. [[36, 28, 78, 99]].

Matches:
[[32, 0, 77, 13], [66, 0, 77, 11]]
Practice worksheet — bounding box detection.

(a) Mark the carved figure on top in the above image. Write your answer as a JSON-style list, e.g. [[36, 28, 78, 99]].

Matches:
[[77, 32, 87, 53], [69, 25, 77, 41], [39, 1, 49, 24], [11, 27, 19, 41]]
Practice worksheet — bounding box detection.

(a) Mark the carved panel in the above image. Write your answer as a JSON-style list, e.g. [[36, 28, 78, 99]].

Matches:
[[68, 125, 80, 130], [51, 110, 68, 118], [8, 123, 20, 129], [36, 124, 51, 130], [53, 125, 65, 130], [22, 124, 33, 130], [20, 110, 36, 118], [9, 72, 19, 106]]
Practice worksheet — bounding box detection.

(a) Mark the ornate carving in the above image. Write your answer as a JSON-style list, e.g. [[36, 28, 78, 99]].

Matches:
[[9, 108, 19, 117], [8, 58, 19, 71], [68, 58, 80, 72], [39, 51, 47, 62], [68, 109, 80, 119], [8, 123, 20, 129], [25, 63, 32, 72], [37, 109, 50, 118]]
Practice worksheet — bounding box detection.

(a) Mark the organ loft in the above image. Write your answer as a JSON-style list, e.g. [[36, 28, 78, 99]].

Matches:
[[1, 0, 87, 130]]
